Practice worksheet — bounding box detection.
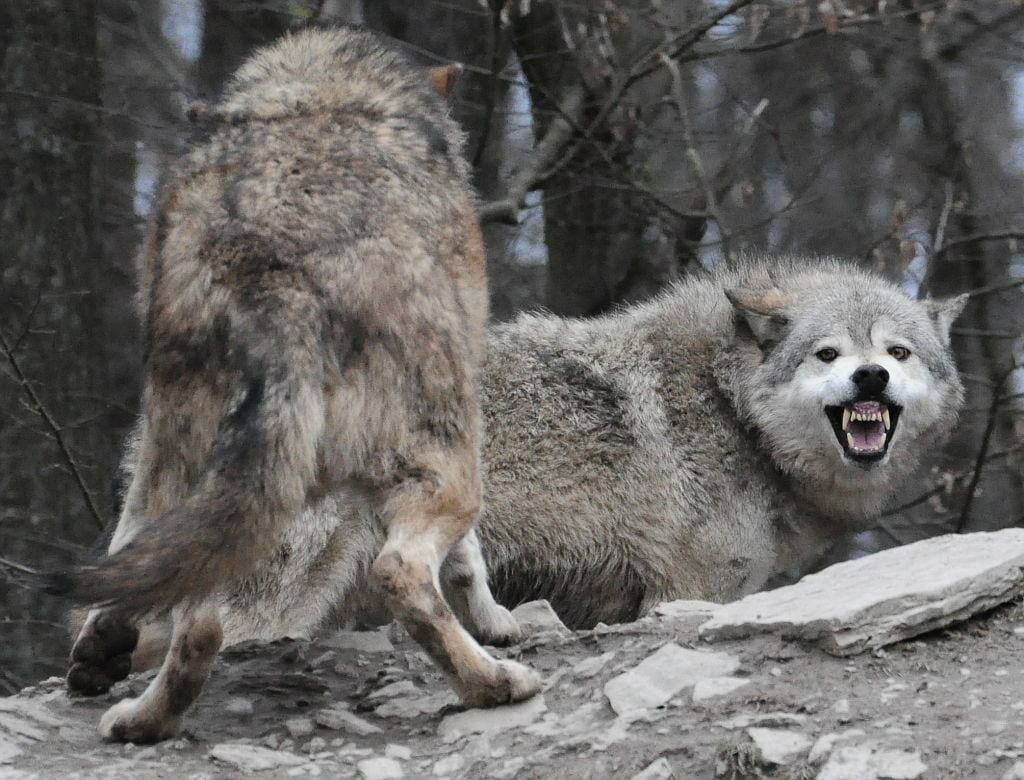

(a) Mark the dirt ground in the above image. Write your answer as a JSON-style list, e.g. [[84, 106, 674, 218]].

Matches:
[[4, 596, 1024, 779]]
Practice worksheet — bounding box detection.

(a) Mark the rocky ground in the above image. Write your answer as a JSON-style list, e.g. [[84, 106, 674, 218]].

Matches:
[[5, 531, 1024, 779]]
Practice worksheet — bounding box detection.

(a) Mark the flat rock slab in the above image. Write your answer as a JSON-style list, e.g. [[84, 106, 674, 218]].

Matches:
[[604, 643, 739, 715], [208, 743, 307, 772], [699, 529, 1024, 655]]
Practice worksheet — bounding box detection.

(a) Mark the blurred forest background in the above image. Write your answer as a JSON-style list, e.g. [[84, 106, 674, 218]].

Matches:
[[3, 0, 1024, 689]]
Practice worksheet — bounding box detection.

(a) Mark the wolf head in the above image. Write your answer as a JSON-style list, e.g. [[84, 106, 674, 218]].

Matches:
[[722, 258, 967, 520]]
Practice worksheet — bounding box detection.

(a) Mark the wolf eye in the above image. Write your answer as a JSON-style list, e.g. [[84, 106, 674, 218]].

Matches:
[[816, 348, 838, 363], [888, 345, 911, 361]]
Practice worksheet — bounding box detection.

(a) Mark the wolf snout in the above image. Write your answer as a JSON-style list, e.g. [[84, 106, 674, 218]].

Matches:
[[851, 363, 889, 397]]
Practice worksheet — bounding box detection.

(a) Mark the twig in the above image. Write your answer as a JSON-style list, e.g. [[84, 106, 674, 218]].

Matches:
[[957, 364, 1017, 532], [966, 277, 1024, 299], [473, 0, 506, 168], [933, 179, 954, 257], [541, 0, 757, 185], [478, 84, 587, 224], [935, 230, 1024, 257], [0, 329, 104, 530], [659, 52, 730, 262]]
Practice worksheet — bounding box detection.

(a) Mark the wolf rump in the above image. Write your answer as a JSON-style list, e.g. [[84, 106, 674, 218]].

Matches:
[[52, 27, 540, 743], [89, 256, 967, 680]]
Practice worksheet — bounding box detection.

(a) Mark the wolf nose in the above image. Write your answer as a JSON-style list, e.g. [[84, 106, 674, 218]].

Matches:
[[852, 363, 889, 396]]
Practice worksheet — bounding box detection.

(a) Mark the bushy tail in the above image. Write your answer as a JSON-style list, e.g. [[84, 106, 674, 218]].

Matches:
[[48, 358, 325, 615]]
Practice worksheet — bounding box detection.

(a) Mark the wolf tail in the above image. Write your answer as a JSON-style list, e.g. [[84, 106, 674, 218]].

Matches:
[[48, 343, 325, 615]]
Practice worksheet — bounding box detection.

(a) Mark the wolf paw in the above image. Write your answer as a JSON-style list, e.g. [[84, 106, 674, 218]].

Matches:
[[67, 614, 138, 696], [460, 659, 542, 708], [99, 697, 181, 744], [471, 603, 524, 647]]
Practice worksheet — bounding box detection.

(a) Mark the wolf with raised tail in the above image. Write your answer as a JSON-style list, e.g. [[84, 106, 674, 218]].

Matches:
[[53, 27, 539, 743]]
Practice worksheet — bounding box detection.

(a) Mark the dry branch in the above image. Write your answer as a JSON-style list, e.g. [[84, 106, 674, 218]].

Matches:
[[0, 329, 104, 530]]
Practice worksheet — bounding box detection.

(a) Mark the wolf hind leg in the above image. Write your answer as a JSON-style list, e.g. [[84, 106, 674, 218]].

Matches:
[[99, 601, 222, 743], [443, 530, 523, 646], [371, 459, 540, 708], [68, 477, 151, 696]]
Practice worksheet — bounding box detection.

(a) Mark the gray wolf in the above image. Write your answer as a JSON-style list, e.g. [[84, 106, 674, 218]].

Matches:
[[53, 26, 539, 743], [76, 256, 967, 677]]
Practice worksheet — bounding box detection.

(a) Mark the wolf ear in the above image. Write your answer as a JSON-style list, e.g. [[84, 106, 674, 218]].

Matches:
[[724, 287, 791, 350], [427, 63, 463, 98], [924, 293, 969, 341]]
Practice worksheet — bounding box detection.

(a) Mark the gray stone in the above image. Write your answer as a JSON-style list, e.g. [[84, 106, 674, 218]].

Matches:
[[0, 715, 44, 742], [718, 712, 807, 729], [817, 744, 927, 780], [208, 743, 307, 772], [326, 629, 395, 654], [357, 756, 404, 780], [604, 643, 739, 714], [511, 600, 569, 635], [285, 717, 315, 740], [432, 753, 464, 776], [226, 698, 255, 717], [631, 756, 674, 779], [0, 738, 23, 766], [700, 529, 1024, 655], [374, 691, 458, 719], [572, 652, 615, 679], [808, 729, 866, 764], [747, 728, 811, 766], [437, 695, 547, 739], [367, 681, 417, 701], [653, 600, 719, 620], [384, 744, 411, 761], [316, 707, 382, 736], [692, 676, 750, 702], [1003, 762, 1024, 780]]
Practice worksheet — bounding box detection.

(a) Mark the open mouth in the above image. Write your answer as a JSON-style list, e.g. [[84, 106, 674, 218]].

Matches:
[[824, 400, 902, 463]]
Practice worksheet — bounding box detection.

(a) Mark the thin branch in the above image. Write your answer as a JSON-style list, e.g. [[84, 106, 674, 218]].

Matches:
[[966, 277, 1024, 299], [473, 0, 506, 168], [935, 230, 1024, 257], [932, 179, 954, 256], [660, 52, 730, 262], [0, 329, 104, 530], [478, 84, 586, 224], [957, 364, 1018, 532]]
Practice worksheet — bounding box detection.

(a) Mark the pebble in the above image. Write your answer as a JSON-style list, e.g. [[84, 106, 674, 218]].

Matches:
[[817, 743, 927, 780], [286, 717, 315, 740], [630, 756, 673, 779], [572, 652, 615, 679], [438, 695, 547, 740], [692, 676, 750, 702], [357, 756, 404, 780], [747, 727, 811, 766], [384, 744, 411, 761], [432, 753, 465, 776], [604, 643, 739, 714], [226, 697, 255, 717], [316, 708, 383, 736], [653, 600, 719, 620], [511, 600, 569, 635], [209, 743, 307, 772]]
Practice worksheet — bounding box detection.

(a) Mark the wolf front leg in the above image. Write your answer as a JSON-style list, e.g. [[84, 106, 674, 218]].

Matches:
[[372, 465, 540, 707], [443, 529, 524, 646], [99, 601, 223, 743]]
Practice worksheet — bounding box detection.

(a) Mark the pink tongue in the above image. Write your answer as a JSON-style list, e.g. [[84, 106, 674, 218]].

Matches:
[[850, 423, 885, 451]]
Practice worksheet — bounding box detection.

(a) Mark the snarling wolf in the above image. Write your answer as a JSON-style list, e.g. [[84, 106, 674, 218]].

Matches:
[[76, 256, 967, 680], [476, 256, 967, 625], [53, 27, 539, 743]]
